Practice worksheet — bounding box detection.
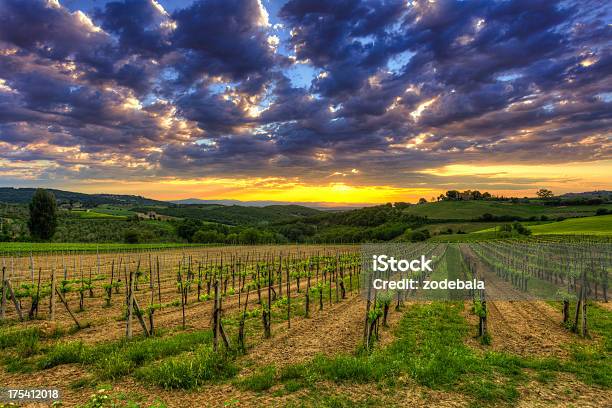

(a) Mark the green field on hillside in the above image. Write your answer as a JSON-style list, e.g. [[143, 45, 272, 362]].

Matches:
[[401, 200, 612, 220], [528, 214, 612, 235], [429, 215, 612, 241], [74, 210, 127, 220], [91, 205, 137, 217]]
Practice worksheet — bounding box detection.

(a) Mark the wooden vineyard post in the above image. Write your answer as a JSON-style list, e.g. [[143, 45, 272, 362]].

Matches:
[[156, 256, 162, 303], [4, 280, 23, 321], [55, 287, 81, 329], [126, 269, 134, 338], [89, 265, 94, 298], [29, 267, 42, 319], [132, 297, 150, 337], [329, 256, 333, 306], [106, 260, 115, 307], [319, 283, 323, 311], [178, 268, 185, 329], [278, 253, 282, 298], [581, 269, 588, 338], [79, 260, 84, 312], [305, 260, 311, 318], [0, 266, 5, 320], [29, 252, 34, 283], [237, 259, 242, 309], [212, 279, 218, 351], [49, 267, 56, 321], [218, 284, 231, 350], [149, 257, 155, 335], [562, 299, 569, 324], [572, 279, 583, 334], [256, 263, 262, 304], [366, 292, 378, 349], [349, 262, 353, 293], [480, 298, 488, 338], [286, 256, 291, 328], [197, 262, 202, 301], [363, 277, 372, 345], [262, 265, 272, 338], [238, 289, 250, 352], [335, 252, 340, 302], [396, 289, 402, 311]]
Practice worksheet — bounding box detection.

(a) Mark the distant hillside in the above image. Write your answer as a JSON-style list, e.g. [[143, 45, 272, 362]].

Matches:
[[560, 191, 612, 199], [132, 204, 323, 226], [528, 214, 612, 236], [0, 187, 168, 207], [170, 198, 360, 210], [399, 200, 612, 220]]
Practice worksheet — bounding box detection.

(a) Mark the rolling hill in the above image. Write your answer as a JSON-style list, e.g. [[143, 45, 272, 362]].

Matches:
[[400, 200, 612, 220], [131, 204, 323, 226], [527, 214, 612, 235], [0, 187, 168, 207]]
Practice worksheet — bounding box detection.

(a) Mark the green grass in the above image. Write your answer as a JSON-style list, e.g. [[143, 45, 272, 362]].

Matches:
[[0, 327, 42, 349], [275, 300, 612, 405], [527, 214, 612, 236], [0, 242, 208, 253], [29, 330, 215, 380], [134, 346, 237, 389], [276, 302, 521, 405], [236, 365, 277, 392], [401, 201, 612, 220]]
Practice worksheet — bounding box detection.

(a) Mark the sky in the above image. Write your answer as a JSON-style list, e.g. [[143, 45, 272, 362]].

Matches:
[[0, 0, 610, 205]]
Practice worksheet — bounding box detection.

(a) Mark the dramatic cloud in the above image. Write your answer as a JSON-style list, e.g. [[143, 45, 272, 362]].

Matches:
[[0, 0, 610, 200]]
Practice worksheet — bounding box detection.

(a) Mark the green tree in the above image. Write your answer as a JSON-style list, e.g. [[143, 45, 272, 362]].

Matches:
[[28, 189, 58, 240], [239, 228, 260, 244], [192, 230, 225, 243], [176, 219, 202, 242], [536, 188, 554, 199]]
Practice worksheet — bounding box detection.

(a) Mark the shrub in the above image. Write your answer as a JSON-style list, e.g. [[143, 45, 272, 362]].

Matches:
[[123, 229, 139, 244], [192, 230, 225, 243]]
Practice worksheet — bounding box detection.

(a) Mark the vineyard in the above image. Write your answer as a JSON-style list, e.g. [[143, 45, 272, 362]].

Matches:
[[0, 241, 610, 407]]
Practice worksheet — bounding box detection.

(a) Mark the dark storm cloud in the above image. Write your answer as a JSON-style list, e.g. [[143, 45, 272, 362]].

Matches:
[[94, 0, 172, 57], [280, 0, 406, 97], [0, 0, 610, 186], [171, 0, 277, 85], [0, 0, 109, 60]]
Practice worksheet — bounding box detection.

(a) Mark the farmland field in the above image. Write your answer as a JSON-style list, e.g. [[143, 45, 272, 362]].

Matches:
[[400, 200, 612, 220], [430, 215, 612, 241], [0, 241, 610, 407], [528, 214, 612, 235]]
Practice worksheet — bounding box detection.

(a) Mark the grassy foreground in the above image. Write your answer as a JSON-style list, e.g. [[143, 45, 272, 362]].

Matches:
[[1, 300, 610, 407]]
